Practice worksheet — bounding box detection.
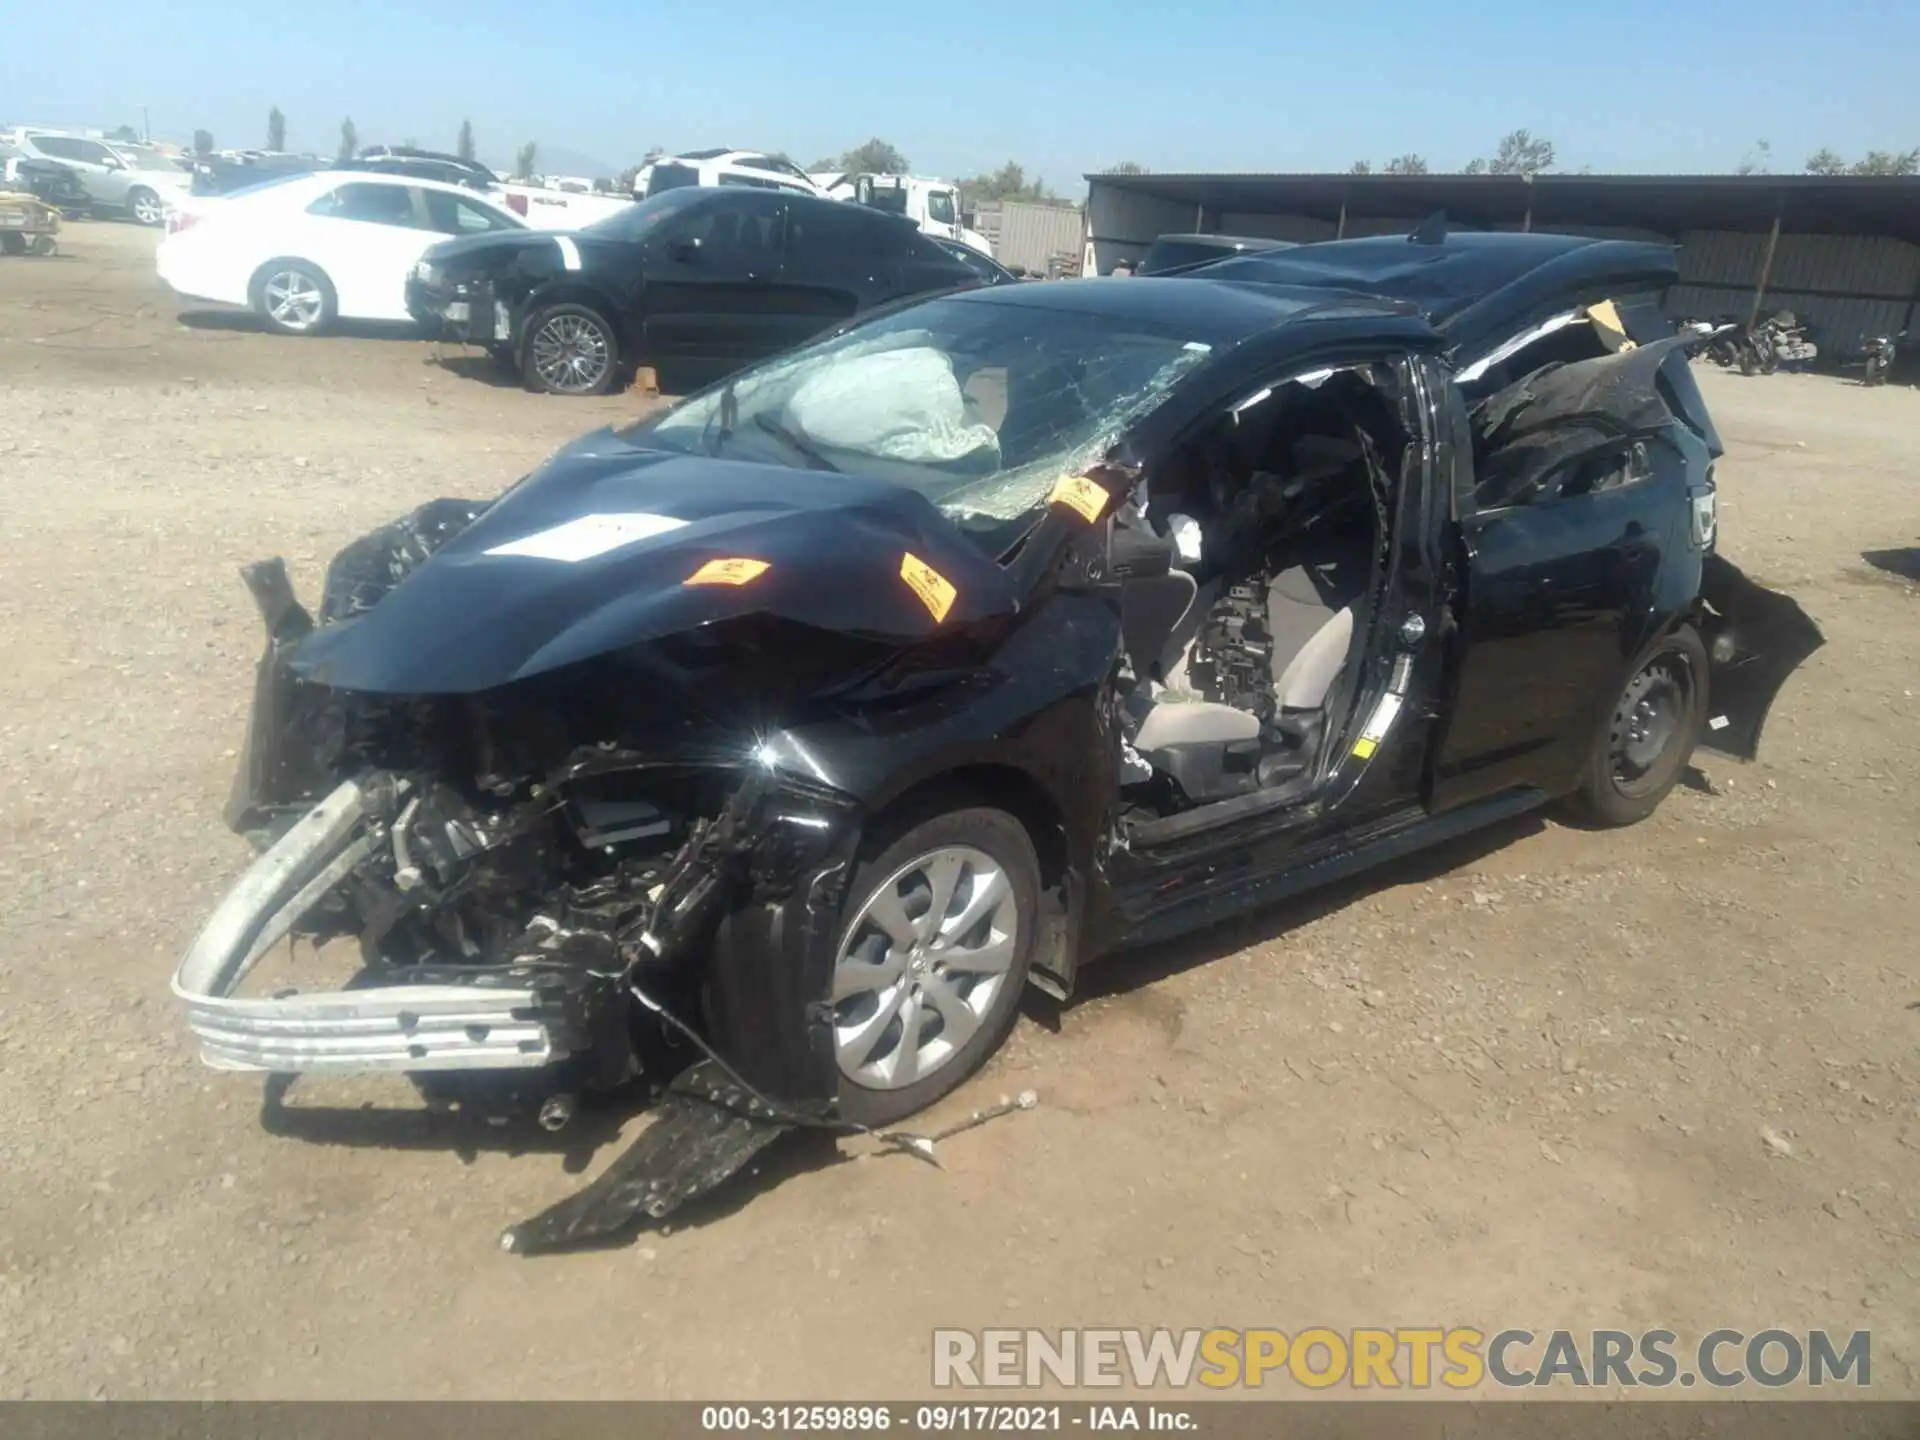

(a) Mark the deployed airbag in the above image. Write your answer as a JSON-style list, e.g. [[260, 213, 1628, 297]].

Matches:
[[784, 347, 1001, 465]]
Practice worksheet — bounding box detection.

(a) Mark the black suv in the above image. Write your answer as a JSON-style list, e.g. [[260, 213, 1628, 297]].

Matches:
[[405, 186, 983, 394]]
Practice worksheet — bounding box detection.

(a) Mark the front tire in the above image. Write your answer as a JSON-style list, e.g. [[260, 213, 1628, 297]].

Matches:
[[520, 303, 620, 395], [1565, 626, 1707, 828], [828, 806, 1039, 1127], [251, 261, 336, 336], [127, 186, 165, 227]]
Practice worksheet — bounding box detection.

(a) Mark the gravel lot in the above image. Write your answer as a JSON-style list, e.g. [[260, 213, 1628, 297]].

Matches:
[[2, 222, 1916, 1401]]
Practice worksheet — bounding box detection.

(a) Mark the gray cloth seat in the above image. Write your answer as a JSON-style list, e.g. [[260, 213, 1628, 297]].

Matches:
[[1266, 536, 1372, 710]]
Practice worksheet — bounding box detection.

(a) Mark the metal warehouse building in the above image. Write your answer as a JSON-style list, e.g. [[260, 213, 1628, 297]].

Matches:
[[1083, 172, 1920, 351]]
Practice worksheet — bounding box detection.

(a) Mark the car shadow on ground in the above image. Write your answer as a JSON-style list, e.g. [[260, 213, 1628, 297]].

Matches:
[[176, 310, 423, 341], [1055, 809, 1551, 1012], [257, 1071, 641, 1175], [1862, 547, 1920, 582]]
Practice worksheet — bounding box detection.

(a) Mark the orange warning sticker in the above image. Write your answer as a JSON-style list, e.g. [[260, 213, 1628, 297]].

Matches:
[[899, 552, 957, 623], [684, 557, 771, 587], [1049, 473, 1109, 523]]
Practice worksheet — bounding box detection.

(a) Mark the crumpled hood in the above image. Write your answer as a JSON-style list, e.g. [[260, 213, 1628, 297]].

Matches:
[[289, 430, 1019, 694]]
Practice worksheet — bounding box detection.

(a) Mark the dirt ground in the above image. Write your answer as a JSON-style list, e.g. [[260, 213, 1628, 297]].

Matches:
[[1, 222, 1915, 1402]]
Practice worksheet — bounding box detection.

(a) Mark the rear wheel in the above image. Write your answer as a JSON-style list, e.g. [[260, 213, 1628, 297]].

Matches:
[[1565, 626, 1706, 828], [0, 233, 24, 256], [828, 806, 1039, 1127], [520, 303, 620, 395], [251, 261, 336, 336], [127, 186, 165, 227]]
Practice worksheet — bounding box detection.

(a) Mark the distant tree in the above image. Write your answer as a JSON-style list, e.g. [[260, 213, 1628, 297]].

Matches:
[[1383, 153, 1428, 175], [109, 123, 139, 143], [457, 119, 475, 162], [1851, 148, 1920, 175], [1736, 138, 1771, 175], [192, 129, 214, 155], [1483, 129, 1555, 176], [1461, 157, 1488, 175], [958, 161, 1068, 209], [839, 137, 910, 175], [807, 156, 838, 173], [337, 117, 357, 162], [514, 141, 538, 180], [1103, 160, 1148, 174], [1802, 145, 1918, 175], [267, 107, 286, 152], [401, 137, 419, 148], [1349, 159, 1372, 174]]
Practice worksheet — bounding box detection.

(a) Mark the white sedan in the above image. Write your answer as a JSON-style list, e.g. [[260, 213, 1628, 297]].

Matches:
[[157, 170, 526, 336]]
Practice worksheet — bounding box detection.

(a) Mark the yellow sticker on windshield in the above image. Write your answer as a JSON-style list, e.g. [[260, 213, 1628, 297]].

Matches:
[[899, 552, 957, 623], [1049, 473, 1109, 523], [684, 557, 770, 587], [1350, 737, 1378, 760]]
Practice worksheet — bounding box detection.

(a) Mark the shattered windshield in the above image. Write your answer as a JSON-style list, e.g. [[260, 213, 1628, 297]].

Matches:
[[619, 297, 1213, 542]]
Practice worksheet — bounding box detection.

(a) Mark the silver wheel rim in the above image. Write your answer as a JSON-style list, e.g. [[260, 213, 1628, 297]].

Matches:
[[530, 314, 611, 393], [262, 269, 324, 331], [131, 190, 161, 224], [831, 845, 1018, 1091]]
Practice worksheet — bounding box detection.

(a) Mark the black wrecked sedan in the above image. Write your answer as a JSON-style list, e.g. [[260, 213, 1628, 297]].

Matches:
[[178, 227, 1821, 1252], [405, 186, 984, 395]]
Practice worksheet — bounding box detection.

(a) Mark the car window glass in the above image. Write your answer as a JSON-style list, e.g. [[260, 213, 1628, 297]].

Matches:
[[309, 182, 419, 227], [927, 191, 957, 225], [662, 196, 782, 259], [424, 188, 513, 234], [787, 203, 896, 268], [31, 137, 83, 160]]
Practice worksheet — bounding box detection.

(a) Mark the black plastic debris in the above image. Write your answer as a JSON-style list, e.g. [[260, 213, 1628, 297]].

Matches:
[[499, 1060, 794, 1256]]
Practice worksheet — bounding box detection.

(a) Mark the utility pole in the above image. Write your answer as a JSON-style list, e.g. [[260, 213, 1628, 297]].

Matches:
[[142, 106, 150, 142]]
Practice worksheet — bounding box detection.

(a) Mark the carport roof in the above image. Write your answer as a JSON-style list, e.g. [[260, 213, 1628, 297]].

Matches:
[[1083, 172, 1920, 244]]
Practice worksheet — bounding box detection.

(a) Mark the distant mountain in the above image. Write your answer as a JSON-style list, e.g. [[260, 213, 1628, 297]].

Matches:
[[483, 144, 617, 181]]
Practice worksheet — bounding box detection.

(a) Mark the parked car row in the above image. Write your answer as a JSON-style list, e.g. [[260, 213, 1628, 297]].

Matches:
[[156, 175, 1004, 393]]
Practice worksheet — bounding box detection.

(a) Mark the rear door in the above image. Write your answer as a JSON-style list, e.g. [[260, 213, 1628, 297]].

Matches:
[[1428, 341, 1698, 811], [776, 201, 915, 338], [638, 191, 790, 373]]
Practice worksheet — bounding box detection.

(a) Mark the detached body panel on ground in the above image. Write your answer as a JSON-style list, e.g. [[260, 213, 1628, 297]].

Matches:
[[177, 230, 1823, 1249]]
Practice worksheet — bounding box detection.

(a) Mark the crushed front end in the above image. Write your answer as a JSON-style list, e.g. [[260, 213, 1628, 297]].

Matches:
[[177, 499, 881, 1246]]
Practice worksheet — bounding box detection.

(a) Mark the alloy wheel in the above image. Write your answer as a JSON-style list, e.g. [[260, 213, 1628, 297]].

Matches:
[[530, 314, 612, 393], [830, 845, 1020, 1091], [261, 269, 325, 332], [130, 189, 163, 226]]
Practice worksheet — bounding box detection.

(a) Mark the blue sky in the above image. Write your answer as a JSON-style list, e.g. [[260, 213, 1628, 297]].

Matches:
[[5, 0, 1916, 187]]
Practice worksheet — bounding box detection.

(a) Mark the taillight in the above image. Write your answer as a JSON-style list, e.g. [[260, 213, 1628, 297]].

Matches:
[[507, 193, 528, 216]]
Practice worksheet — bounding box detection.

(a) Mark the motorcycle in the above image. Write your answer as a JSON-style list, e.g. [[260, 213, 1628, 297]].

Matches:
[[1741, 312, 1818, 375], [1861, 332, 1900, 386]]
